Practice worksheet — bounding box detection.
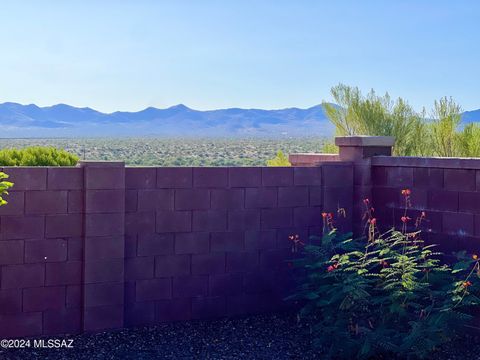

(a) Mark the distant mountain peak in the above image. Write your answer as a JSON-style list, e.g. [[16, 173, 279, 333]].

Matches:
[[168, 104, 191, 110]]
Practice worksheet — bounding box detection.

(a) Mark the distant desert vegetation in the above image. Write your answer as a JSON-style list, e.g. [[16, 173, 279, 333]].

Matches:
[[0, 137, 328, 166]]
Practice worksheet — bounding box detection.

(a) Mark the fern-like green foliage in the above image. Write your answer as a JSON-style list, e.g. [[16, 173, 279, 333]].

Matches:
[[266, 150, 291, 166], [0, 147, 79, 166], [322, 84, 480, 157], [0, 172, 14, 206], [287, 203, 480, 359]]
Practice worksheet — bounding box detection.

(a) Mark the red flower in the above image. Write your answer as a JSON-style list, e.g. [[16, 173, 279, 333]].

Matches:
[[401, 189, 411, 196], [401, 216, 411, 223], [328, 213, 334, 219], [368, 218, 377, 225], [463, 281, 473, 288], [327, 265, 335, 272], [321, 212, 328, 218]]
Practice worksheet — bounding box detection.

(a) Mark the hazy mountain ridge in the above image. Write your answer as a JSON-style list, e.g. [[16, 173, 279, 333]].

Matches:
[[0, 102, 335, 137], [0, 102, 478, 138]]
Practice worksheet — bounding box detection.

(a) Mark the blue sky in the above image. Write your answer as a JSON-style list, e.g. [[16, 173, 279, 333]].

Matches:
[[0, 0, 479, 113]]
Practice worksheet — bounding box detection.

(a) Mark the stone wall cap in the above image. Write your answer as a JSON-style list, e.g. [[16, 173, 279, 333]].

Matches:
[[372, 155, 480, 169], [78, 160, 125, 168], [289, 153, 339, 157], [1, 166, 79, 169], [335, 136, 395, 147]]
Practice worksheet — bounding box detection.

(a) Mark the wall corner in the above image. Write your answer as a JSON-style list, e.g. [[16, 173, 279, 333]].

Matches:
[[335, 136, 395, 235]]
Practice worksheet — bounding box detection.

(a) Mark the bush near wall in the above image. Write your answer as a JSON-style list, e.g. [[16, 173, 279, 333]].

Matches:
[[288, 190, 480, 359], [0, 171, 13, 205], [0, 146, 78, 166], [266, 150, 291, 166]]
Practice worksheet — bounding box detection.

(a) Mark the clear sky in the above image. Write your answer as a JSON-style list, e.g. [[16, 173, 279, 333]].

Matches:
[[0, 0, 479, 113]]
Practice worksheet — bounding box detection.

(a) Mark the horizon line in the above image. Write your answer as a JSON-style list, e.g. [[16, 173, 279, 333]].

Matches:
[[0, 101, 330, 115]]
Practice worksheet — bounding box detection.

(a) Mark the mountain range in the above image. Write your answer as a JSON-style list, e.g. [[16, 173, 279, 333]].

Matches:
[[0, 102, 479, 138]]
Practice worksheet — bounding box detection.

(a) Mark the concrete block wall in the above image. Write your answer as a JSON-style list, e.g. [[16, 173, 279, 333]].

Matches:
[[0, 167, 84, 338], [0, 162, 353, 338], [290, 138, 480, 256], [371, 157, 480, 254], [81, 162, 125, 332], [123, 165, 352, 327]]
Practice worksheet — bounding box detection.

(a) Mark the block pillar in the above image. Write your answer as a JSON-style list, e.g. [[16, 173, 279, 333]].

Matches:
[[78, 161, 126, 332], [335, 136, 395, 235]]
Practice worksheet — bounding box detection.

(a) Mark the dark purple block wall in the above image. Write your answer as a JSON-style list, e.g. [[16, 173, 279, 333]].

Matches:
[[0, 162, 352, 338], [124, 165, 352, 326], [0, 167, 83, 338], [371, 157, 480, 254]]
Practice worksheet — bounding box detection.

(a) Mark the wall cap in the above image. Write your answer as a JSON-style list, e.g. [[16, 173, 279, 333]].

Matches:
[[372, 155, 480, 169], [78, 160, 125, 168], [1, 166, 78, 169], [335, 136, 395, 147], [289, 152, 337, 156]]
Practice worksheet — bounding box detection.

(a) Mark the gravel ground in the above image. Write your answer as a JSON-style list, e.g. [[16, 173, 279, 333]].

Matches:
[[2, 312, 480, 360], [0, 312, 320, 360]]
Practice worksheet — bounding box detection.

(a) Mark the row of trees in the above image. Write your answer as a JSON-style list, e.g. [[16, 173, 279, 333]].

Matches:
[[322, 84, 480, 157]]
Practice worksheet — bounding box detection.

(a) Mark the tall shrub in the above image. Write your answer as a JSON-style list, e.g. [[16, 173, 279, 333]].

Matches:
[[0, 147, 78, 166]]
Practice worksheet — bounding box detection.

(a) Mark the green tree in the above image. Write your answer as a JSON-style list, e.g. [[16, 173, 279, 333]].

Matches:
[[266, 150, 291, 166], [321, 141, 339, 154], [322, 84, 425, 156], [429, 96, 462, 157], [322, 84, 480, 158], [458, 123, 480, 157]]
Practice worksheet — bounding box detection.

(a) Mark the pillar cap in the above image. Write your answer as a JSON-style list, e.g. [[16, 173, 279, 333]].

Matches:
[[335, 136, 395, 147]]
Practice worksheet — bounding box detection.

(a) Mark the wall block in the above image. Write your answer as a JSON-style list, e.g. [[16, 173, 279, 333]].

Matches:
[[79, 161, 125, 332]]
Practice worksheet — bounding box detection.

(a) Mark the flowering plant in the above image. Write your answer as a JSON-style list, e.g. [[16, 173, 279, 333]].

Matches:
[[287, 189, 480, 359]]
